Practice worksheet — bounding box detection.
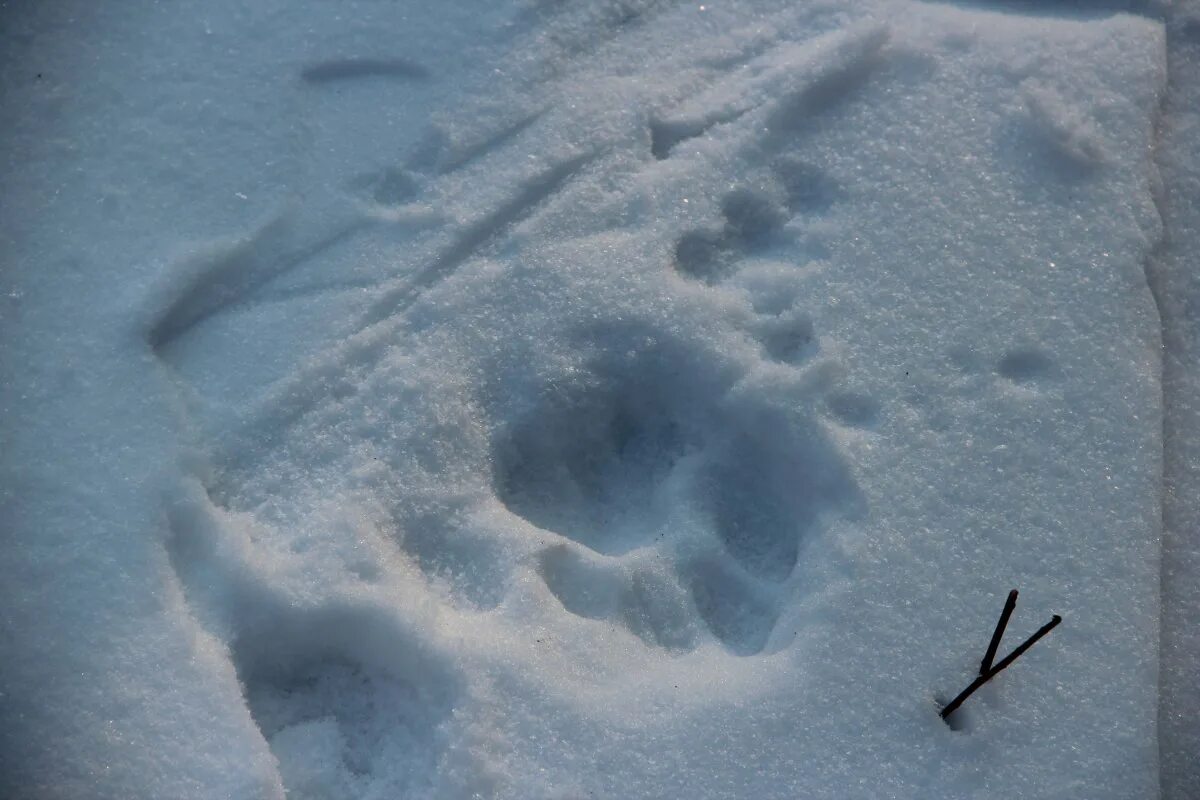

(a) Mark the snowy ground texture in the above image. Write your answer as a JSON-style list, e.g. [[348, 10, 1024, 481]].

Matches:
[[1, 1, 1197, 798]]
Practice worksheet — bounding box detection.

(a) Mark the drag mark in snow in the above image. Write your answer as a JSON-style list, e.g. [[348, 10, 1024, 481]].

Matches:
[[764, 25, 890, 140], [432, 111, 546, 175], [650, 21, 889, 159], [1020, 80, 1108, 169], [148, 214, 366, 350], [365, 151, 596, 325]]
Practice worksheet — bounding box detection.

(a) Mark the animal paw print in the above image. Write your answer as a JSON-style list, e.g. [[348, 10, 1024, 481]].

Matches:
[[491, 341, 862, 656], [772, 155, 840, 215], [672, 185, 789, 284], [949, 344, 1059, 391], [752, 310, 817, 365], [672, 163, 842, 371], [671, 159, 838, 283], [996, 347, 1056, 386]]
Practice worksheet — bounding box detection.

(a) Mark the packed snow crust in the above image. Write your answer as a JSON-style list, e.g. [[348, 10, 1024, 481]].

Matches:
[[0, 1, 1185, 798]]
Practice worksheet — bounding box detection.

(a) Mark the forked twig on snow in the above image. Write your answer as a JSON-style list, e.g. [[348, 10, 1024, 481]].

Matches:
[[940, 589, 1062, 722]]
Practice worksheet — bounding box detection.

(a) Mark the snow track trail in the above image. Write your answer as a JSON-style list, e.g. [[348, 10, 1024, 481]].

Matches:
[[0, 1, 1180, 798]]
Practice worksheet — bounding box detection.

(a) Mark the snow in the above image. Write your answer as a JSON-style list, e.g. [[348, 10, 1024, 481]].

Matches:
[[1151, 2, 1200, 798], [0, 1, 1187, 798]]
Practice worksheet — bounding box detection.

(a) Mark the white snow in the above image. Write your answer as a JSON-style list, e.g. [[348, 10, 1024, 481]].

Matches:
[[0, 1, 1188, 798]]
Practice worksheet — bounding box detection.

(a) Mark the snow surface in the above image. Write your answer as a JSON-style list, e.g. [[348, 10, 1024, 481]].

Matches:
[[0, 1, 1189, 798], [1152, 1, 1200, 798]]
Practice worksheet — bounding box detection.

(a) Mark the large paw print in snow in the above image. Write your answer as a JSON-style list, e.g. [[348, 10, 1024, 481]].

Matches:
[[493, 344, 862, 656]]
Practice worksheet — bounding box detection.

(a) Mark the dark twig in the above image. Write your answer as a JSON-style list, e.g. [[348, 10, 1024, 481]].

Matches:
[[980, 589, 1019, 675], [940, 607, 1063, 722], [939, 673, 989, 722], [986, 615, 1062, 677]]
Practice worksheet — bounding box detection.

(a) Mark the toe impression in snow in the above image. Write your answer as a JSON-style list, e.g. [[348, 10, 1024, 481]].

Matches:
[[940, 588, 1062, 724]]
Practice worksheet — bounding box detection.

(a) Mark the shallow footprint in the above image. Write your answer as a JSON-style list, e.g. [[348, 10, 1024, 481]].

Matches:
[[996, 347, 1056, 385], [537, 543, 625, 621], [671, 184, 791, 285], [772, 156, 839, 214], [673, 228, 732, 284], [826, 391, 880, 429], [685, 556, 779, 657], [754, 313, 817, 365]]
